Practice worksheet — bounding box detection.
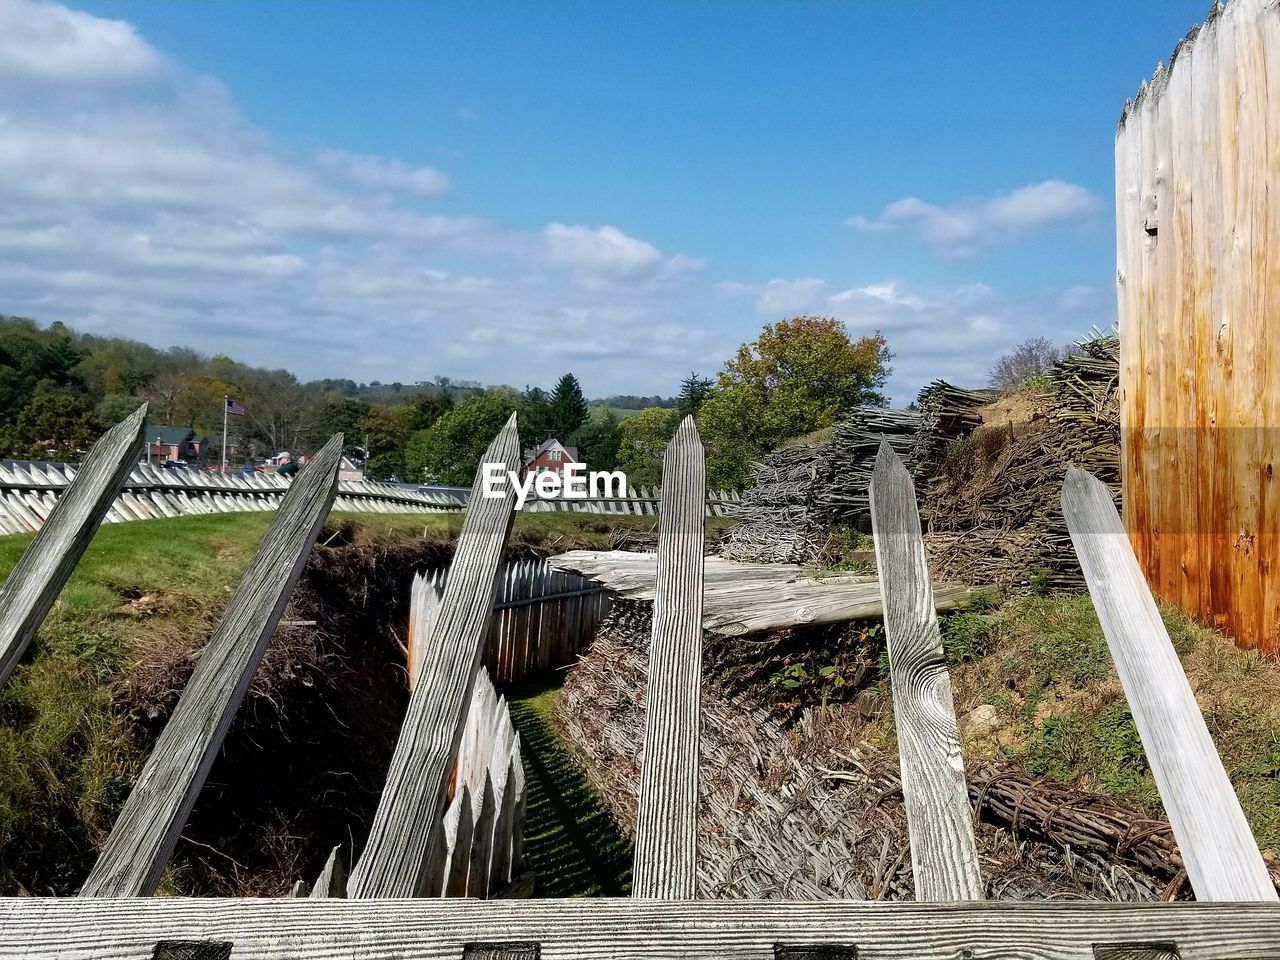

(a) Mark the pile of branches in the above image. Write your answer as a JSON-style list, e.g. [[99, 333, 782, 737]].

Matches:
[[808, 407, 921, 529], [907, 380, 999, 481], [922, 335, 1120, 589], [720, 442, 831, 563], [556, 601, 1187, 901], [723, 381, 993, 564]]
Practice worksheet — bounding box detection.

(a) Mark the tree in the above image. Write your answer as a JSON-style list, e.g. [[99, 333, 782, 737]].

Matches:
[[696, 316, 892, 487], [571, 410, 622, 471], [675, 372, 714, 419], [320, 398, 372, 454], [519, 387, 555, 442], [410, 393, 517, 485], [550, 373, 589, 439], [5, 384, 106, 460], [616, 407, 677, 487], [988, 336, 1063, 390]]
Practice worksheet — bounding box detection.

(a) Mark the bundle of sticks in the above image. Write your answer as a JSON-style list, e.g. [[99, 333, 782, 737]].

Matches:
[[921, 334, 1121, 588]]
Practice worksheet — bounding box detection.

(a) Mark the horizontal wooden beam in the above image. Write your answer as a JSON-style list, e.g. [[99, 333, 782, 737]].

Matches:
[[4, 899, 1278, 959]]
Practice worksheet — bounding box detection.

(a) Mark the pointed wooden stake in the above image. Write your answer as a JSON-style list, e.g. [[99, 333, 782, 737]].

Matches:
[[1062, 465, 1277, 901], [348, 414, 521, 899], [0, 405, 147, 687], [868, 440, 983, 901], [80, 434, 344, 897], [632, 416, 705, 900]]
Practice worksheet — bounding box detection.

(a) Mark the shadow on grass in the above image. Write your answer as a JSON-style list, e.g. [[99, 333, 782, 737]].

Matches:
[[507, 675, 631, 897]]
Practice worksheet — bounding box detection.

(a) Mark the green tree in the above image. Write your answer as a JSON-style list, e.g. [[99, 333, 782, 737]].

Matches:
[[616, 406, 677, 487], [519, 387, 555, 442], [696, 316, 892, 487], [410, 393, 517, 485], [550, 373, 589, 439], [6, 384, 106, 460], [675, 372, 714, 419], [571, 410, 622, 471]]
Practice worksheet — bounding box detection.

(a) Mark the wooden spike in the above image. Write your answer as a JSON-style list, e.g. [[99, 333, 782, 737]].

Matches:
[[868, 440, 983, 901], [632, 416, 705, 899], [348, 414, 521, 898], [309, 845, 347, 899], [79, 434, 344, 897], [1062, 466, 1277, 901], [0, 405, 147, 687]]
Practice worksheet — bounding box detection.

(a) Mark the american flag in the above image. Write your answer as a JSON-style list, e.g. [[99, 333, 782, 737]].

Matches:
[[225, 398, 246, 416]]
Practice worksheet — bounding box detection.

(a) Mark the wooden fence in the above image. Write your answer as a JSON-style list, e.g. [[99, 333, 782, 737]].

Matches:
[[0, 451, 462, 535], [418, 666, 527, 898], [2, 413, 1279, 955], [1116, 0, 1280, 654], [410, 558, 610, 688]]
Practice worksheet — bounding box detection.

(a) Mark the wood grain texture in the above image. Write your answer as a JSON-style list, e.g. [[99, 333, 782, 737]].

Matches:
[[309, 846, 346, 898], [347, 414, 521, 899], [868, 441, 983, 902], [78, 435, 344, 897], [1061, 466, 1277, 902], [1116, 0, 1280, 654], [0, 404, 147, 687], [549, 551, 979, 636], [6, 899, 1280, 960], [632, 416, 705, 900]]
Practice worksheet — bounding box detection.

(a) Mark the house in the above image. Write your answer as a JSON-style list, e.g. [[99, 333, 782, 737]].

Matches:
[[523, 437, 580, 479], [144, 426, 208, 463], [339, 455, 365, 482]]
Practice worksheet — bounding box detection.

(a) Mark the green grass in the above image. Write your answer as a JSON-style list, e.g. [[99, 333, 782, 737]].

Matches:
[[938, 591, 1280, 857], [506, 678, 631, 896]]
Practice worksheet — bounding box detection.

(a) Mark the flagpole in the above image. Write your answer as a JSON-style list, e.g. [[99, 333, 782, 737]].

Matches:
[[221, 396, 229, 471]]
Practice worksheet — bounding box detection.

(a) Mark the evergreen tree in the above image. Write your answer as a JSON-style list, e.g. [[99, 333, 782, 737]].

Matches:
[[571, 411, 622, 471], [519, 386, 555, 442], [550, 373, 589, 438], [675, 372, 714, 419]]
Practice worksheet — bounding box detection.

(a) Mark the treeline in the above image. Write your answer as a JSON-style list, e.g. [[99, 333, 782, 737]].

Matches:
[[0, 313, 893, 488]]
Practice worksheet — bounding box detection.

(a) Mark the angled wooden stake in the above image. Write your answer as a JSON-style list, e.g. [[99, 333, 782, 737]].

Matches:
[[310, 845, 347, 898], [632, 416, 705, 899], [1062, 466, 1277, 901], [869, 440, 983, 901], [348, 414, 521, 898], [79, 434, 344, 897], [0, 405, 147, 688]]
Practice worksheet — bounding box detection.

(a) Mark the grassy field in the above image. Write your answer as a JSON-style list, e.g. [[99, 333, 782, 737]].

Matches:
[[0, 508, 686, 893]]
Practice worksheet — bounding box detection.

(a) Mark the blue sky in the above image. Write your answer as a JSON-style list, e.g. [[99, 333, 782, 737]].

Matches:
[[0, 0, 1208, 401]]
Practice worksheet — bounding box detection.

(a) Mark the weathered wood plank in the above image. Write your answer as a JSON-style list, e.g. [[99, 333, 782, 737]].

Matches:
[[0, 405, 147, 687], [868, 440, 983, 901], [309, 846, 346, 899], [1062, 466, 1277, 901], [79, 434, 344, 897], [632, 416, 705, 900], [549, 550, 978, 636], [348, 415, 521, 898], [7, 899, 1280, 960]]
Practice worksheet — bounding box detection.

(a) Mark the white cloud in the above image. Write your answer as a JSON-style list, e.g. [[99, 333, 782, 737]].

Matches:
[[719, 274, 1111, 402], [848, 179, 1102, 258], [0, 0, 711, 394], [0, 0, 165, 86], [314, 148, 450, 197]]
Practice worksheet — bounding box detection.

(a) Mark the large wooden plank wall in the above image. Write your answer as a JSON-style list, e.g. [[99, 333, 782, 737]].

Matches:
[[1116, 0, 1280, 653]]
